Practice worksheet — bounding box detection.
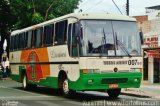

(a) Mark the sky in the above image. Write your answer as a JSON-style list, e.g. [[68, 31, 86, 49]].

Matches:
[[75, 0, 160, 16]]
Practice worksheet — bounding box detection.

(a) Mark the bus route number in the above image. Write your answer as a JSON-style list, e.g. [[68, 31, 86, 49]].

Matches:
[[128, 60, 138, 65]]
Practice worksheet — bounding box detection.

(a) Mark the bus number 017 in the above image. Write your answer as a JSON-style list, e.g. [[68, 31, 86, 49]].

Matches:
[[128, 60, 138, 65]]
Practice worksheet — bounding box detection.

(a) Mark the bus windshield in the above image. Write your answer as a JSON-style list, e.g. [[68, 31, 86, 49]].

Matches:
[[80, 20, 141, 56]]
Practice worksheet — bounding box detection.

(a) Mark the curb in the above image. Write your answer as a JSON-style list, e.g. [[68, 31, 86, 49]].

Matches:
[[121, 92, 151, 98], [0, 77, 10, 80]]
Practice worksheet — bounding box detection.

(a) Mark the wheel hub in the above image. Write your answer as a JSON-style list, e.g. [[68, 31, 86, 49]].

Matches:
[[63, 79, 69, 94], [23, 76, 27, 88]]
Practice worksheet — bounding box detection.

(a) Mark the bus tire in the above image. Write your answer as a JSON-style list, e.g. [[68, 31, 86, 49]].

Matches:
[[107, 88, 121, 98], [62, 78, 75, 97], [58, 71, 75, 97], [22, 73, 37, 90], [22, 74, 28, 90]]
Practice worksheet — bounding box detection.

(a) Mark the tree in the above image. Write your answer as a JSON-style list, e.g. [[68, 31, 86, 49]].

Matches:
[[0, 0, 81, 60], [9, 0, 80, 30], [0, 0, 12, 61]]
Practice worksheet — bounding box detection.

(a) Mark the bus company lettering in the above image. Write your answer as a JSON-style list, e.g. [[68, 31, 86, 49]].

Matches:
[[50, 50, 66, 58], [103, 60, 142, 65], [103, 61, 128, 65]]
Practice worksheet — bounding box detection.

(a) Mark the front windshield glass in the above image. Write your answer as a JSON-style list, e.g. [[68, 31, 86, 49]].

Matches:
[[80, 20, 141, 56]]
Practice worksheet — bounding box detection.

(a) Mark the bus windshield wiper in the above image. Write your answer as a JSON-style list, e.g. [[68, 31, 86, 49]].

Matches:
[[100, 28, 107, 56], [115, 32, 132, 58]]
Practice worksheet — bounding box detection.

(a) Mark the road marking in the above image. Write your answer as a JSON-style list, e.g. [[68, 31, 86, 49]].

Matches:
[[15, 102, 28, 106], [152, 96, 160, 99], [65, 100, 82, 106], [141, 86, 160, 89], [36, 101, 63, 106], [0, 85, 43, 96], [0, 86, 7, 88], [0, 95, 52, 99]]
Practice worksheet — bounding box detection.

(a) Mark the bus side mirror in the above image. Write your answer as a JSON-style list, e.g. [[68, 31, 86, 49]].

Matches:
[[139, 31, 144, 45]]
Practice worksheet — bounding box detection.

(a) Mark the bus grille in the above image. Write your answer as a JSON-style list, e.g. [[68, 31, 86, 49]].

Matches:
[[101, 78, 128, 84]]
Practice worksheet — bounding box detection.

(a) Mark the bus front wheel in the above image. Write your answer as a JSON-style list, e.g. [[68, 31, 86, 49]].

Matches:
[[107, 88, 121, 98], [62, 78, 75, 97]]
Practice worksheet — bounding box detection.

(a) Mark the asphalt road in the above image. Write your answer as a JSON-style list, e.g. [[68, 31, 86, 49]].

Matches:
[[0, 79, 158, 106]]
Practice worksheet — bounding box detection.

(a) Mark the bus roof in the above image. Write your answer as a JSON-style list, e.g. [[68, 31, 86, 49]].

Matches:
[[11, 12, 136, 35]]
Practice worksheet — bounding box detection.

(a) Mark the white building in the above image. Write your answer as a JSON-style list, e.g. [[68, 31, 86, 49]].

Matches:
[[142, 5, 160, 84]]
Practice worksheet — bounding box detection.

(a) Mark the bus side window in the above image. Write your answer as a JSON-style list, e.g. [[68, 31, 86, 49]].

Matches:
[[55, 20, 67, 44], [10, 36, 14, 51], [22, 33, 25, 49], [19, 33, 25, 50], [26, 31, 32, 49], [19, 33, 22, 50], [68, 24, 72, 56], [72, 23, 78, 57], [18, 34, 21, 50], [24, 32, 28, 49], [34, 27, 43, 48], [44, 24, 53, 46], [14, 34, 19, 50]]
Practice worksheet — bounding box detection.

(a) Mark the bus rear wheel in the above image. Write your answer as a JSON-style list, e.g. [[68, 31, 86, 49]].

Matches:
[[107, 88, 121, 98], [22, 74, 37, 90], [22, 74, 27, 89]]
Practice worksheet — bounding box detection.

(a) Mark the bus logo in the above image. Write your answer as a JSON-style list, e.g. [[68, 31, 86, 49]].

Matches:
[[30, 52, 36, 80]]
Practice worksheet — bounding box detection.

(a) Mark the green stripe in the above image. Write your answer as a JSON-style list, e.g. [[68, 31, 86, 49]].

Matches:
[[10, 74, 21, 82], [68, 72, 142, 91], [28, 76, 58, 88]]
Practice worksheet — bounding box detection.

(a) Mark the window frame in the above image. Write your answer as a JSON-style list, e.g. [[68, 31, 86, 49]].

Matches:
[[26, 30, 33, 49], [43, 24, 54, 46], [55, 20, 68, 45], [33, 27, 43, 48]]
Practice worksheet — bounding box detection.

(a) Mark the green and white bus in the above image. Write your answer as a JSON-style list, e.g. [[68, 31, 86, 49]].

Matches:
[[9, 13, 142, 98]]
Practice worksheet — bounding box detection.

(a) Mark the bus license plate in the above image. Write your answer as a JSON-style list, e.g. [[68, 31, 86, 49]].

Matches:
[[109, 84, 118, 88]]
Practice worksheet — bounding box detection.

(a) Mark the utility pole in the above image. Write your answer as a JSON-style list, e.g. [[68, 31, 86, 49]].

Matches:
[[126, 0, 129, 15]]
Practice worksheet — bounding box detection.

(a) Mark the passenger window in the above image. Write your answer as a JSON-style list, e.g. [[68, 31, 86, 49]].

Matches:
[[44, 25, 54, 46], [34, 27, 43, 48], [10, 36, 14, 51], [67, 24, 72, 55], [55, 20, 68, 44], [14, 34, 19, 50], [71, 23, 78, 57], [19, 33, 25, 49], [27, 31, 32, 48], [24, 32, 27, 49]]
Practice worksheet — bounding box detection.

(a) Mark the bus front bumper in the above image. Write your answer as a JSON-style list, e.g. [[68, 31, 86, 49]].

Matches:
[[69, 72, 142, 91]]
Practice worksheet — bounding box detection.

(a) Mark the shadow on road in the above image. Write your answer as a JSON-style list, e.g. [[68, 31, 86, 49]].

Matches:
[[13, 86, 120, 101]]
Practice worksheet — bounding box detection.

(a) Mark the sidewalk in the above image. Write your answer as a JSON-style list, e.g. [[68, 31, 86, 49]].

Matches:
[[121, 84, 160, 99]]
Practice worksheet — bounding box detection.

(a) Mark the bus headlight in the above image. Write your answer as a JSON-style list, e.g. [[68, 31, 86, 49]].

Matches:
[[134, 78, 138, 82], [130, 68, 141, 72], [82, 69, 101, 74]]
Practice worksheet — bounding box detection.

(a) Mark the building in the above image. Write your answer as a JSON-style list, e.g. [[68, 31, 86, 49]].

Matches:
[[142, 31, 160, 83], [133, 15, 151, 34], [139, 5, 160, 84], [146, 5, 160, 20]]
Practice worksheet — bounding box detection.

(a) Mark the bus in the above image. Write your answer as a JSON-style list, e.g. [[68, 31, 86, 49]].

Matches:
[[9, 13, 142, 98]]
